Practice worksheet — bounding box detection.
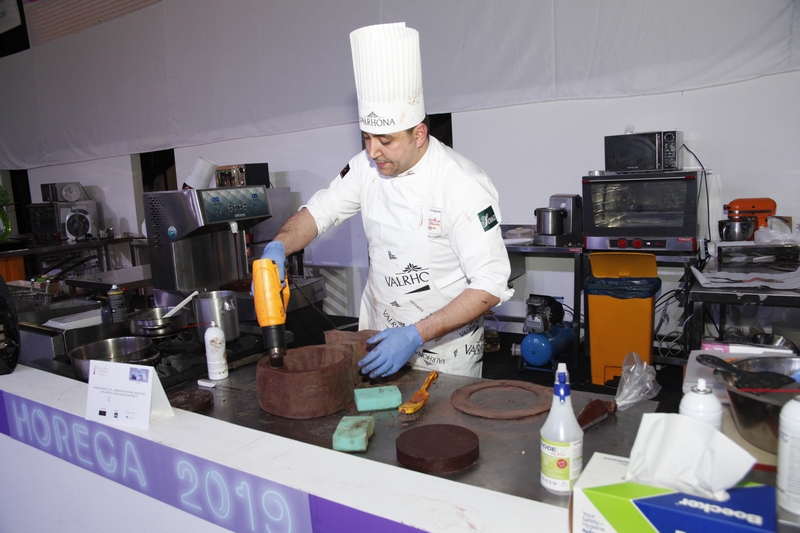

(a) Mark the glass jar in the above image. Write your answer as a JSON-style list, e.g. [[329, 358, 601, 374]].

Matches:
[[483, 311, 501, 353]]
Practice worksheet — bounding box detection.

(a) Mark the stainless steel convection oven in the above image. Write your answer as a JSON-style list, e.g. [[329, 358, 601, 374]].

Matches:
[[582, 170, 700, 253]]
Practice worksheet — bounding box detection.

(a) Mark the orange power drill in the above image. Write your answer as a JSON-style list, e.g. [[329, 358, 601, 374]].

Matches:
[[252, 258, 290, 367]]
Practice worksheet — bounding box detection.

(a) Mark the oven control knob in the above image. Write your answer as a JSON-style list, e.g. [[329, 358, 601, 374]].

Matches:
[[617, 238, 628, 249], [633, 238, 643, 249]]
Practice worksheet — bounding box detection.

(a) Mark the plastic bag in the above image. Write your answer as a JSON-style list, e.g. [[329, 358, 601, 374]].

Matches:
[[584, 277, 662, 299], [615, 352, 661, 411], [753, 226, 800, 246]]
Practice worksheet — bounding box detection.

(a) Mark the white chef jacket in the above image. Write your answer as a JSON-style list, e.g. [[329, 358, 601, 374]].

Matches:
[[303, 136, 514, 376]]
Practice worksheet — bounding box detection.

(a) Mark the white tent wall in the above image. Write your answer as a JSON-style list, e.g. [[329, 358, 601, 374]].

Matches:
[[2, 1, 799, 332], [171, 70, 800, 327], [455, 71, 800, 336], [1, 1, 798, 169]]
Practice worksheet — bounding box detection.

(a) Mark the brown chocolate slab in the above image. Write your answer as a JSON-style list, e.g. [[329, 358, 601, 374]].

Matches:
[[396, 424, 479, 474], [450, 379, 551, 419], [168, 389, 214, 412]]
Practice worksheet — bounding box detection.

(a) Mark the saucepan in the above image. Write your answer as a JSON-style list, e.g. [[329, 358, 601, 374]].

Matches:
[[68, 336, 155, 381]]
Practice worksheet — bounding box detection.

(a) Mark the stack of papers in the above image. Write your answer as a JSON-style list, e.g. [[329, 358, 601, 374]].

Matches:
[[43, 309, 103, 330]]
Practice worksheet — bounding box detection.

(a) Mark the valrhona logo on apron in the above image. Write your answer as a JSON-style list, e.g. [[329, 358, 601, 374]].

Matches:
[[383, 261, 430, 293]]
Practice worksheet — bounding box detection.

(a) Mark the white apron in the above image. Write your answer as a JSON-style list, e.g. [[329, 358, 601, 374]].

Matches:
[[357, 173, 484, 377]]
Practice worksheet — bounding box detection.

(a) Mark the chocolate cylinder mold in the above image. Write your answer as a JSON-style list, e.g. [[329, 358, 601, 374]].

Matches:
[[324, 329, 379, 388], [256, 344, 354, 419]]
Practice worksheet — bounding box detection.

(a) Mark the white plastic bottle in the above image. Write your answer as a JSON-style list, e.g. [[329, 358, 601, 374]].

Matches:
[[204, 321, 228, 380], [679, 377, 723, 430], [778, 396, 800, 514], [540, 362, 584, 495]]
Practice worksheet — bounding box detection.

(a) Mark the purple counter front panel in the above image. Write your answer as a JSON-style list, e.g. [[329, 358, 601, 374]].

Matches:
[[0, 390, 422, 533]]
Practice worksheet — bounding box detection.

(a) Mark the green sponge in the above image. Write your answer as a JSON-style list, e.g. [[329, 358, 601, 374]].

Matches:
[[354, 385, 402, 412], [332, 416, 375, 452]]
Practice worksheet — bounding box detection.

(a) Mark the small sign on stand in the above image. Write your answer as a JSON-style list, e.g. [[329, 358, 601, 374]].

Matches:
[[85, 360, 174, 429]]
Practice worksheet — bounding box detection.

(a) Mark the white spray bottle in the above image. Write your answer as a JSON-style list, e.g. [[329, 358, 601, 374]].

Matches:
[[540, 362, 584, 495]]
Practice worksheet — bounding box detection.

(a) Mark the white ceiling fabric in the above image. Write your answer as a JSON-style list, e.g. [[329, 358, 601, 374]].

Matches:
[[0, 0, 798, 169]]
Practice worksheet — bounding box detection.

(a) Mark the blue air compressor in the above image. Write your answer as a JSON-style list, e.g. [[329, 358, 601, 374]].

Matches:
[[512, 294, 574, 369]]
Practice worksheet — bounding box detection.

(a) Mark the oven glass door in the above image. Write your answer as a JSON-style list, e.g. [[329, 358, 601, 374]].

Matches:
[[583, 172, 698, 238]]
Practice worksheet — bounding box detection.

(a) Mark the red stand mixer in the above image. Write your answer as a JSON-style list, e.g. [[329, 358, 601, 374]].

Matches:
[[719, 198, 776, 241]]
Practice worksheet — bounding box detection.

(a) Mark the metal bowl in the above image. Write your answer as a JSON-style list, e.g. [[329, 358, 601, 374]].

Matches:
[[68, 336, 154, 382], [718, 218, 756, 241], [713, 356, 800, 453], [752, 333, 800, 354]]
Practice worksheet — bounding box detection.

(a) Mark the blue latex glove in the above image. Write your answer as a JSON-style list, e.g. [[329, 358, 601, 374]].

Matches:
[[359, 325, 423, 378], [251, 241, 286, 295], [261, 241, 286, 280]]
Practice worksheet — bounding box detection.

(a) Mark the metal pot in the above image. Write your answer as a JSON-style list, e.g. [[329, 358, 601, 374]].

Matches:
[[718, 217, 756, 241], [194, 290, 240, 342], [127, 306, 191, 337], [712, 356, 800, 453], [68, 336, 154, 381], [535, 207, 567, 236]]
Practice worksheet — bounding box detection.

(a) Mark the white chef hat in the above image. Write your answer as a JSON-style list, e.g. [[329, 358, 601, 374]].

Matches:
[[350, 22, 425, 135], [184, 157, 217, 189]]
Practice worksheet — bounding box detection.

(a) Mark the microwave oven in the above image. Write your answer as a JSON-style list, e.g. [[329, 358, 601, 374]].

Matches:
[[604, 131, 683, 172], [582, 170, 698, 253]]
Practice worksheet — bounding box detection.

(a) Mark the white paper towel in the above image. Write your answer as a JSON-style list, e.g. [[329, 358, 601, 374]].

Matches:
[[625, 413, 756, 501]]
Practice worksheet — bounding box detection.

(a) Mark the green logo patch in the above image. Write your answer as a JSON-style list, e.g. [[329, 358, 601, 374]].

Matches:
[[478, 206, 498, 232]]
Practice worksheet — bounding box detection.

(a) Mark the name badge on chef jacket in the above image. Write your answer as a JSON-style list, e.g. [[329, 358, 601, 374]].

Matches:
[[427, 207, 442, 236]]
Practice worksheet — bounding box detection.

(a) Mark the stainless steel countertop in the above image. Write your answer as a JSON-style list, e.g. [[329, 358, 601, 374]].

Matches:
[[167, 363, 657, 508], [65, 264, 152, 291]]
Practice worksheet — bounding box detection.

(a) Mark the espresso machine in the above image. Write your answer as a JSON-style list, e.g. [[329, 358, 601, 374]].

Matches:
[[144, 186, 272, 307], [533, 194, 583, 246]]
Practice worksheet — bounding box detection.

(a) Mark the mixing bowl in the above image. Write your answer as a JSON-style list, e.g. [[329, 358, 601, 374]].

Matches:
[[712, 356, 800, 453], [718, 218, 756, 241]]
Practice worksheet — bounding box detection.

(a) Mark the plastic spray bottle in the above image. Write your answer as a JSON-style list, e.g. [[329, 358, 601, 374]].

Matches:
[[540, 362, 584, 495]]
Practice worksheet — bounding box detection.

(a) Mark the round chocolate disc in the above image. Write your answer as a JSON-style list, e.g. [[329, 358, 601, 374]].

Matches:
[[396, 424, 479, 474], [450, 379, 551, 419], [168, 389, 214, 412]]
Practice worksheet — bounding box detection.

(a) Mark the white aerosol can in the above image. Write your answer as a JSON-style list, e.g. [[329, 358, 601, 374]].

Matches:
[[778, 395, 800, 514], [679, 377, 723, 430], [540, 362, 583, 495], [204, 321, 228, 380]]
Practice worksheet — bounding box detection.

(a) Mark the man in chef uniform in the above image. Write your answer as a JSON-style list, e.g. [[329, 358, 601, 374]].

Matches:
[[261, 22, 513, 378]]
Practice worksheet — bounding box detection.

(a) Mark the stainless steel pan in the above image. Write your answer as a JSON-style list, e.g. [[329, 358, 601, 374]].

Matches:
[[68, 336, 154, 381], [127, 306, 191, 337]]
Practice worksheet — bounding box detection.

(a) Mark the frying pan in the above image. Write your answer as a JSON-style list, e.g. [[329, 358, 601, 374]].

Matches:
[[127, 306, 191, 337]]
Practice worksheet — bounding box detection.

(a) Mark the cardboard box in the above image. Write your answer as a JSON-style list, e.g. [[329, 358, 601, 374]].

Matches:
[[571, 453, 776, 532]]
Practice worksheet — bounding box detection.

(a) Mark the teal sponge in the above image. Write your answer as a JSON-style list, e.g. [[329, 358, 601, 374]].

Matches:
[[332, 416, 375, 452], [354, 385, 402, 412]]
